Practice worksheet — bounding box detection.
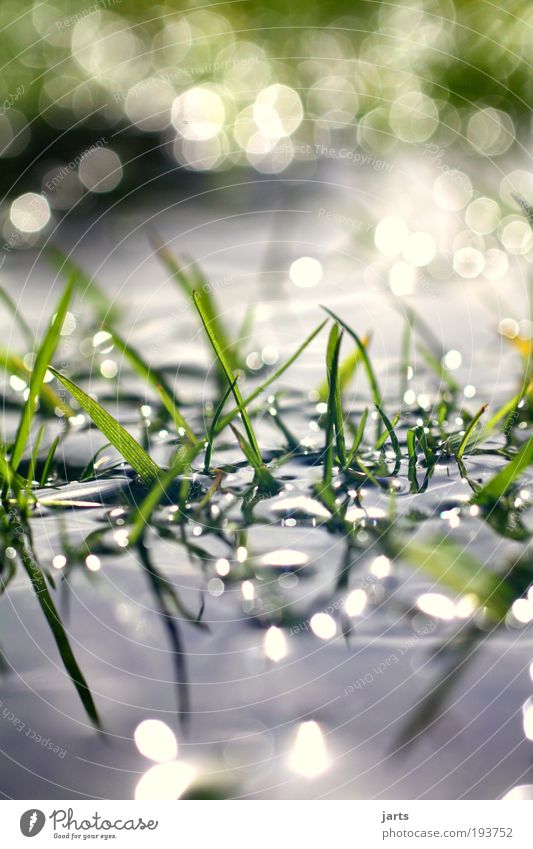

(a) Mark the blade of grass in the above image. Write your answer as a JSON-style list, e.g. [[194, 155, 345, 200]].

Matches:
[[346, 408, 368, 467], [316, 333, 371, 402], [474, 436, 533, 505], [203, 378, 236, 473], [17, 536, 101, 727], [129, 444, 198, 545], [11, 274, 76, 471], [193, 289, 262, 468], [0, 350, 74, 418], [456, 404, 487, 459], [321, 307, 384, 436], [49, 367, 162, 485], [326, 324, 347, 466], [40, 435, 60, 486], [374, 405, 402, 462], [149, 234, 236, 370]]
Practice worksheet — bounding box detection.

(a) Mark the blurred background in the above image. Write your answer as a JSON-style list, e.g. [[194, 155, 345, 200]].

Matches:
[[0, 0, 531, 242]]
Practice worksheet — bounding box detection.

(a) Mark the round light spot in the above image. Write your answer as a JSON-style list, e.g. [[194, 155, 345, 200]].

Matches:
[[443, 349, 462, 370], [86, 554, 101, 572], [100, 359, 118, 379], [433, 170, 472, 211], [288, 721, 329, 778], [389, 260, 416, 295], [465, 197, 500, 234], [289, 257, 323, 288], [79, 148, 123, 193], [264, 626, 287, 662], [453, 247, 484, 278], [402, 231, 436, 267], [10, 192, 51, 233], [344, 589, 367, 617], [310, 612, 336, 639], [134, 719, 178, 762], [172, 86, 225, 141], [417, 592, 456, 621], [374, 217, 409, 256], [135, 761, 195, 800], [253, 84, 303, 140], [483, 248, 509, 280]]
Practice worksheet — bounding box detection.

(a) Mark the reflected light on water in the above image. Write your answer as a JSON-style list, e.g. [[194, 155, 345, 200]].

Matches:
[[344, 588, 367, 617], [374, 217, 408, 256], [310, 612, 337, 639], [522, 699, 533, 741], [417, 592, 456, 621], [389, 261, 416, 296], [502, 785, 533, 800], [264, 626, 288, 662], [511, 598, 533, 624], [289, 257, 323, 288], [370, 555, 391, 578], [288, 721, 329, 779], [134, 720, 178, 763], [134, 761, 196, 800], [260, 549, 308, 568]]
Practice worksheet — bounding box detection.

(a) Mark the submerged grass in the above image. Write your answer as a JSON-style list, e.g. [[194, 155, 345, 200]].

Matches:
[[2, 208, 533, 734]]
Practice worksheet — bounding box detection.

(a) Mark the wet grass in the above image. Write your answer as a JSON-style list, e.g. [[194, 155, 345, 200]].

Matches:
[[1, 206, 533, 747]]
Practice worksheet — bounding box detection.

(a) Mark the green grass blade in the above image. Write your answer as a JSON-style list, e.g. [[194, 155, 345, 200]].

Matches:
[[456, 404, 487, 459], [40, 435, 60, 486], [150, 235, 236, 370], [193, 289, 263, 468], [326, 324, 347, 466], [374, 405, 402, 460], [321, 306, 384, 436], [230, 423, 261, 468], [401, 536, 513, 621], [216, 319, 327, 434], [346, 408, 368, 466], [11, 275, 76, 471], [204, 378, 236, 473], [474, 436, 533, 505], [129, 445, 198, 545], [317, 332, 371, 402], [0, 350, 74, 418], [0, 285, 33, 350], [17, 539, 101, 727], [49, 367, 162, 485]]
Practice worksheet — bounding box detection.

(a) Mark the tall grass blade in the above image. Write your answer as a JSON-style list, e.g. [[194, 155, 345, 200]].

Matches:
[[456, 404, 487, 459], [11, 274, 75, 471], [49, 368, 162, 485], [193, 289, 262, 467], [474, 436, 533, 504], [321, 307, 384, 436], [17, 536, 101, 727], [326, 324, 347, 466]]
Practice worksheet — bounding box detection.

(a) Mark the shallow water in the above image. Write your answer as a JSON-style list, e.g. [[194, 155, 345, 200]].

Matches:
[[1, 157, 533, 800]]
